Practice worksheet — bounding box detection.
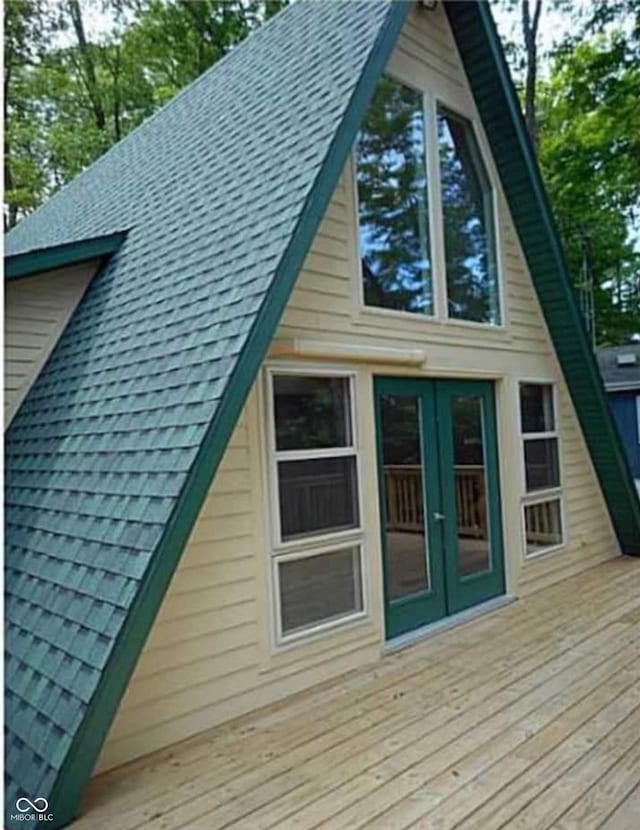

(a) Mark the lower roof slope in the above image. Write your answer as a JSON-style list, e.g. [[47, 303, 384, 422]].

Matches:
[[4, 2, 410, 825], [596, 344, 640, 389]]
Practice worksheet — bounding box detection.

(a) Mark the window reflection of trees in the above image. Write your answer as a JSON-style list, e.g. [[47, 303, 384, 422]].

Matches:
[[356, 74, 500, 326], [438, 108, 499, 325], [356, 77, 433, 315]]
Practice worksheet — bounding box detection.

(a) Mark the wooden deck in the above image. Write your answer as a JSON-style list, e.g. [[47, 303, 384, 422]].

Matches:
[[76, 557, 640, 830]]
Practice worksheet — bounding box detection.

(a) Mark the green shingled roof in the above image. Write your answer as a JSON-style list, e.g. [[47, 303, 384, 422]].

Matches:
[[4, 3, 411, 826], [5, 1, 639, 827]]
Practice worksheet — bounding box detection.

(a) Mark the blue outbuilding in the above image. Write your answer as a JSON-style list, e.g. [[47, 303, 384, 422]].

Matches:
[[597, 345, 640, 483]]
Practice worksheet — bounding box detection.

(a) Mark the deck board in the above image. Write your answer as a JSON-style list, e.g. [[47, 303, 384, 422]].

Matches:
[[75, 558, 640, 830]]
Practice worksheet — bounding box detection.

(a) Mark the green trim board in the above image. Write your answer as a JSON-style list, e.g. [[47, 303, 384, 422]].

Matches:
[[4, 1, 639, 827], [374, 377, 447, 639], [4, 231, 128, 280], [445, 1, 640, 555]]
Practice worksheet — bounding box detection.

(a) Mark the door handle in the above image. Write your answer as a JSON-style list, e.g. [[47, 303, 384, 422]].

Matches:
[[434, 512, 446, 522]]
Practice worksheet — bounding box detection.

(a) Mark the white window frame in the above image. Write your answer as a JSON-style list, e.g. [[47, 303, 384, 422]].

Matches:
[[434, 101, 503, 329], [352, 72, 504, 330], [271, 543, 366, 646], [264, 366, 367, 644], [518, 381, 566, 559]]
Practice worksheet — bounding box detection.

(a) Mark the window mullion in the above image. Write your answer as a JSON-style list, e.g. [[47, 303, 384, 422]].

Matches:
[[275, 446, 357, 463], [425, 90, 447, 321], [522, 489, 562, 505], [522, 431, 558, 441]]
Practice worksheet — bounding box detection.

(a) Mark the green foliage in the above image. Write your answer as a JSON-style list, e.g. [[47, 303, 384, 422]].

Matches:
[[4, 0, 288, 229], [492, 0, 640, 345], [4, 0, 61, 226], [537, 26, 640, 344]]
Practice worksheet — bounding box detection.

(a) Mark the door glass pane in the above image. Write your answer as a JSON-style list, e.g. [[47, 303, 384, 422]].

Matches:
[[450, 395, 491, 576], [278, 456, 359, 541], [380, 394, 430, 599], [356, 76, 433, 315], [438, 107, 500, 325]]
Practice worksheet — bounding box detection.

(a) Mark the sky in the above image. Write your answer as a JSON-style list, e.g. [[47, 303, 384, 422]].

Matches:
[[492, 0, 593, 63], [75, 0, 591, 61]]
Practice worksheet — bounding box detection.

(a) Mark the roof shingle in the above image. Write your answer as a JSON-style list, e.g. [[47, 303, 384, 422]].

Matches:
[[4, 3, 406, 824]]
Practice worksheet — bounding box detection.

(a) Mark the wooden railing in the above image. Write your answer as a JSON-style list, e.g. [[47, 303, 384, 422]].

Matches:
[[279, 471, 352, 538], [384, 464, 487, 538], [280, 465, 556, 545], [384, 465, 424, 533], [384, 465, 559, 545], [525, 499, 560, 544], [454, 466, 486, 538]]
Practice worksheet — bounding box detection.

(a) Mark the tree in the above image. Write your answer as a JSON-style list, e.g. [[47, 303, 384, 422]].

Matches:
[[537, 28, 640, 343], [3, 0, 62, 228], [3, 0, 288, 229], [493, 0, 640, 344], [521, 0, 544, 148]]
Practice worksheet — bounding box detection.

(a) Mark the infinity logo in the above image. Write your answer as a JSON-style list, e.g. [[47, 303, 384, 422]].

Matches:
[[16, 797, 49, 813]]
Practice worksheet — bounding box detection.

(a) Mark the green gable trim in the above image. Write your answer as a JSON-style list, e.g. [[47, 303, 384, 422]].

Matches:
[[45, 5, 411, 826], [445, 1, 640, 554], [4, 231, 128, 280]]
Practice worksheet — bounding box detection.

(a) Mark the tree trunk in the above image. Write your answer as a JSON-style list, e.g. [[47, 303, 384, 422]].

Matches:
[[522, 0, 543, 151], [4, 29, 21, 228], [67, 0, 106, 131]]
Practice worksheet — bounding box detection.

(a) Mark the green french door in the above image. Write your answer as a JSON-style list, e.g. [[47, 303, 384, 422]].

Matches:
[[375, 377, 505, 640]]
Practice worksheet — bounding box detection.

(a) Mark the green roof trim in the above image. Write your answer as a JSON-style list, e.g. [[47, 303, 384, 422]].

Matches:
[[4, 231, 128, 280], [445, 2, 640, 555]]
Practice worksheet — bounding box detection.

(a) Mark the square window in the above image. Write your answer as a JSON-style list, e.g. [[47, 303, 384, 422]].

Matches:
[[519, 382, 564, 557], [273, 375, 351, 452], [278, 547, 363, 636], [268, 371, 366, 643], [524, 499, 563, 557], [520, 383, 555, 433], [277, 456, 359, 542], [523, 437, 560, 492]]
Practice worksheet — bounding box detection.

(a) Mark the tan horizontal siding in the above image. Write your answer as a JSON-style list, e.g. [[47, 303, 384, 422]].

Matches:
[[98, 392, 381, 773], [4, 261, 99, 425]]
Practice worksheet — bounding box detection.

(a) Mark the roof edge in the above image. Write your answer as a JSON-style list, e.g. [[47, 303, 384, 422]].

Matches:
[[445, 0, 640, 554], [4, 231, 128, 280], [45, 4, 412, 826], [604, 382, 640, 392]]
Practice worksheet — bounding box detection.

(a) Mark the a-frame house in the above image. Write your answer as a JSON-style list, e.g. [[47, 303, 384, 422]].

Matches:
[[5, 2, 640, 827]]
